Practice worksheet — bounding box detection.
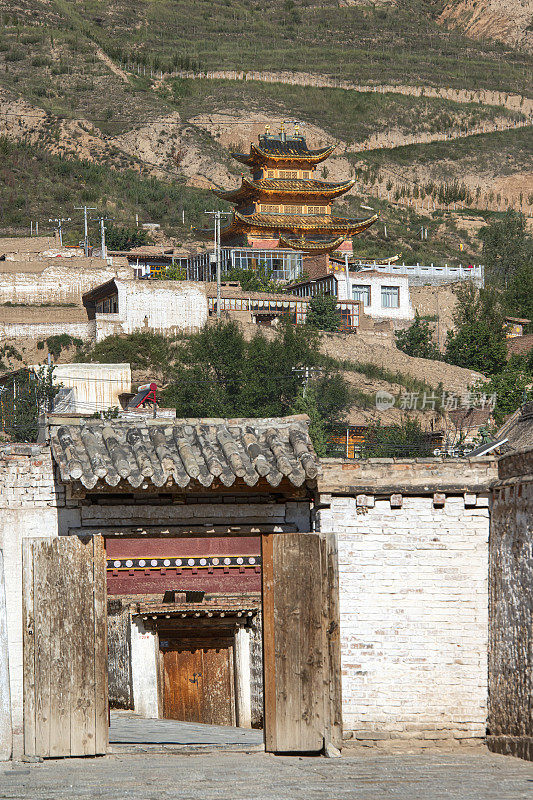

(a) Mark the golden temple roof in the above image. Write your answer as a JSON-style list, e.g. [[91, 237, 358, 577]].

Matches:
[[214, 177, 355, 203], [225, 211, 378, 235], [232, 134, 335, 167]]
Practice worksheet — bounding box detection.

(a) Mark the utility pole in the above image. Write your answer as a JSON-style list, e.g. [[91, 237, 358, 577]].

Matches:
[[74, 206, 97, 257], [49, 216, 71, 247], [91, 215, 113, 260], [204, 210, 231, 318]]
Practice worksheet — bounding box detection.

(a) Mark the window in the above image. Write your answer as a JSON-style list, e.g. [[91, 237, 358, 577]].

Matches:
[[284, 205, 303, 214], [381, 286, 400, 308], [278, 170, 298, 179], [307, 206, 326, 215], [352, 285, 371, 306], [302, 171, 310, 179], [267, 170, 276, 178], [260, 204, 280, 213]]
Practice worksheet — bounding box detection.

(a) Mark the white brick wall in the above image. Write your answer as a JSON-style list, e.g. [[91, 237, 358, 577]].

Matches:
[[317, 493, 489, 741]]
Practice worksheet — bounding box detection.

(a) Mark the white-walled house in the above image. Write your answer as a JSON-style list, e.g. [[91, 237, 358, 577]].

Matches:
[[83, 279, 208, 341], [291, 269, 414, 322], [338, 270, 414, 321]]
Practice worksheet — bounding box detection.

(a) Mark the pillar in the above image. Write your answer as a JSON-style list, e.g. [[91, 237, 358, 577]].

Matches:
[[234, 626, 252, 728]]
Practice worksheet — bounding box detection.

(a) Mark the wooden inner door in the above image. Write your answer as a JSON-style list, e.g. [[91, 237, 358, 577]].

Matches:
[[161, 638, 235, 726]]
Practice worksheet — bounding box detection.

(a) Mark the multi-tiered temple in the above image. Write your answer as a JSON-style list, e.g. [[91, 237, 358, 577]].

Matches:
[[214, 126, 377, 255]]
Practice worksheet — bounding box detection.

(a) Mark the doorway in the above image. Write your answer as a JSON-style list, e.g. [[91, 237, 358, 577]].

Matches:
[[161, 638, 234, 725], [23, 531, 340, 756]]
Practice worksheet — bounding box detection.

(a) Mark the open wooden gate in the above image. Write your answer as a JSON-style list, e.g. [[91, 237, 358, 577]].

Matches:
[[262, 532, 342, 753], [22, 536, 108, 758]]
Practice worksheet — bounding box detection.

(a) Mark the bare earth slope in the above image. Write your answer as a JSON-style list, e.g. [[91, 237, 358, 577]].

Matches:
[[439, 0, 533, 53]]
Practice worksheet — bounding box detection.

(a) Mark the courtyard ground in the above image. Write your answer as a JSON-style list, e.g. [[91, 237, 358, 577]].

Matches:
[[1, 750, 532, 800]]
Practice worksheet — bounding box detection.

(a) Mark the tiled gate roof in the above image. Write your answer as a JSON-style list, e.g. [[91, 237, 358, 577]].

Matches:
[[49, 415, 318, 490]]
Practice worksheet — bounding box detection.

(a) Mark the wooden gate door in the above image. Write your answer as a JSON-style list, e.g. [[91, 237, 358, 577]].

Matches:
[[262, 532, 342, 753], [22, 536, 108, 758], [162, 639, 234, 725]]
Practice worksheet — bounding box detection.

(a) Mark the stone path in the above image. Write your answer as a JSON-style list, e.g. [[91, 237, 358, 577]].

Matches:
[[109, 710, 263, 750], [1, 750, 533, 799]]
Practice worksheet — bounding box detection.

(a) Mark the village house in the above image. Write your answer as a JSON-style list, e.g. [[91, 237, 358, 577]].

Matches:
[[1, 408, 531, 763], [290, 269, 414, 323], [82, 279, 208, 341]]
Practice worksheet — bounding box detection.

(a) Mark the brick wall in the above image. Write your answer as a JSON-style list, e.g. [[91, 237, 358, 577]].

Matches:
[[487, 447, 533, 761], [0, 446, 80, 759], [317, 457, 496, 746]]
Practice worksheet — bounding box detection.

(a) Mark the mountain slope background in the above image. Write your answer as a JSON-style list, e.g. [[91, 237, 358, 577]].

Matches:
[[0, 0, 531, 262]]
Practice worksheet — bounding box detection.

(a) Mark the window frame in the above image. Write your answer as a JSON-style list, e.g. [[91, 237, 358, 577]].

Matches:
[[352, 284, 371, 307], [381, 285, 400, 309]]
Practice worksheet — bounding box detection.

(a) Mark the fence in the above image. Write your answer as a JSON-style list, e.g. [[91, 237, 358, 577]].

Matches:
[[353, 262, 485, 287], [207, 296, 360, 328]]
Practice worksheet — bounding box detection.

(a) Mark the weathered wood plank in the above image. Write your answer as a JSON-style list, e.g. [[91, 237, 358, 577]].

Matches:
[[298, 534, 324, 752], [0, 550, 11, 761], [70, 537, 95, 756], [92, 535, 108, 754], [33, 540, 52, 758], [273, 533, 301, 752], [22, 540, 36, 757], [107, 601, 133, 710], [325, 532, 342, 750], [261, 534, 276, 751], [48, 539, 71, 757]]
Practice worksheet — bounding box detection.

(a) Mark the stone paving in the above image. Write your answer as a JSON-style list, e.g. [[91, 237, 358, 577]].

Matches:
[[1, 750, 532, 799], [109, 711, 263, 749]]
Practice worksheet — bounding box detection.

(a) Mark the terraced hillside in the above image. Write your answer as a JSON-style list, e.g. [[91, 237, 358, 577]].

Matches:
[[1, 0, 529, 94], [0, 0, 530, 262]]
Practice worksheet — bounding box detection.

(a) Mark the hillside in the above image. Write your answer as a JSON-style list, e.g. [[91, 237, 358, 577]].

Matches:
[[439, 0, 533, 53], [0, 1, 530, 258], [1, 0, 529, 95]]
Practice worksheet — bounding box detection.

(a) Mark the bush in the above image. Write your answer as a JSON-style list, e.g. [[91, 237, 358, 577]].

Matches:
[[395, 312, 441, 360], [104, 223, 151, 251], [362, 418, 434, 458], [37, 334, 83, 359], [473, 367, 533, 425], [305, 294, 341, 332]]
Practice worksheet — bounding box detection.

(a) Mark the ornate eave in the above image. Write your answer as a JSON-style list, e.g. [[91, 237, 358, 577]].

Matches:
[[231, 141, 336, 168], [221, 211, 378, 237], [279, 234, 347, 254], [213, 177, 355, 204]]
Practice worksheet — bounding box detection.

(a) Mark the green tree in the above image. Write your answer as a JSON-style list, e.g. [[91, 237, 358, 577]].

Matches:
[[362, 418, 434, 458], [104, 223, 151, 251], [160, 320, 349, 423], [76, 331, 175, 381], [226, 264, 280, 292], [1, 367, 59, 442], [305, 294, 341, 332], [395, 312, 441, 360], [473, 367, 533, 425], [290, 382, 327, 456], [480, 210, 530, 285], [504, 241, 533, 323], [445, 284, 507, 375]]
